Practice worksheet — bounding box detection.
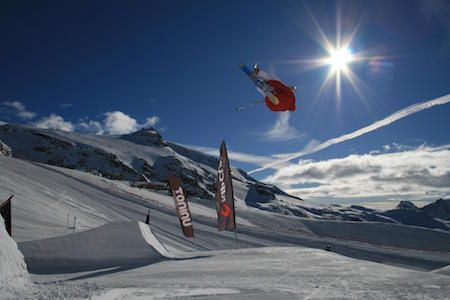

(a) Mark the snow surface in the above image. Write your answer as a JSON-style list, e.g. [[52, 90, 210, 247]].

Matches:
[[14, 213, 450, 299], [38, 247, 450, 300], [432, 265, 450, 276], [0, 215, 31, 298], [2, 124, 450, 299]]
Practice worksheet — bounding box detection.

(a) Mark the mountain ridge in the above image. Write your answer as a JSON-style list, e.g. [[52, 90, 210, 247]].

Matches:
[[1, 123, 448, 231]]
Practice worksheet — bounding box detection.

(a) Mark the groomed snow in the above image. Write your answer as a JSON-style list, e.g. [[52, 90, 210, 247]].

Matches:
[[86, 247, 450, 299], [16, 219, 450, 299]]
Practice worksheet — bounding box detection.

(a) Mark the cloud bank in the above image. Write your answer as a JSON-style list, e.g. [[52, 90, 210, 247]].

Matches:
[[1, 101, 36, 120], [265, 144, 450, 202], [0, 99, 161, 135], [249, 93, 450, 174]]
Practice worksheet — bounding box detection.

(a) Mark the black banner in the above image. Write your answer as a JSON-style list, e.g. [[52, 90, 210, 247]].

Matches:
[[215, 141, 236, 231], [0, 195, 13, 236], [168, 176, 194, 238]]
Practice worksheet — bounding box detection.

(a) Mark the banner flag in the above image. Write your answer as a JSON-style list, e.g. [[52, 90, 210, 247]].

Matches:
[[168, 176, 194, 238], [215, 141, 236, 231]]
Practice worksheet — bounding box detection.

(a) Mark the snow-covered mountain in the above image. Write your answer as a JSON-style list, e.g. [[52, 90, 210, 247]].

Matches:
[[1, 123, 449, 231], [395, 200, 418, 211], [0, 124, 287, 201], [2, 151, 450, 299], [421, 199, 450, 220], [0, 139, 11, 157]]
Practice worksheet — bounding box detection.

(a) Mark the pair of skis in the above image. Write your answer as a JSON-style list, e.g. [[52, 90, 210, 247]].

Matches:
[[235, 63, 265, 112], [235, 98, 264, 111]]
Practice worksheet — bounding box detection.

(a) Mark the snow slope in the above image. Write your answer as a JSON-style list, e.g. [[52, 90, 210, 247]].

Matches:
[[2, 123, 449, 231], [43, 247, 450, 300], [0, 215, 31, 298], [13, 211, 450, 299], [1, 155, 450, 299], [1, 156, 449, 270]]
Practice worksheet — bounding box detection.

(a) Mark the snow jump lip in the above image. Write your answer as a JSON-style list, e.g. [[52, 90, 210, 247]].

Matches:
[[19, 221, 169, 274]]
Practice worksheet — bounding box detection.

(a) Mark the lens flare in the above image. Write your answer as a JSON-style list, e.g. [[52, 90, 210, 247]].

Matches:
[[327, 47, 353, 71], [282, 4, 374, 111]]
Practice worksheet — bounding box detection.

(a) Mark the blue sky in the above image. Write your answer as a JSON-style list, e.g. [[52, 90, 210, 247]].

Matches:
[[1, 0, 450, 208]]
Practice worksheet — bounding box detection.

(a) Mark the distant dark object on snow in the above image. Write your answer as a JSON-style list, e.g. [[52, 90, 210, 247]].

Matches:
[[145, 209, 150, 225], [132, 181, 169, 191], [0, 194, 13, 236]]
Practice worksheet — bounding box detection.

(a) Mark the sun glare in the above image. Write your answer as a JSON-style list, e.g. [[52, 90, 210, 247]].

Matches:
[[327, 47, 353, 72], [285, 6, 375, 109]]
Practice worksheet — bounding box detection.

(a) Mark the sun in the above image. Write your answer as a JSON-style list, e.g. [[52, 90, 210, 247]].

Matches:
[[283, 6, 374, 107], [327, 47, 353, 72]]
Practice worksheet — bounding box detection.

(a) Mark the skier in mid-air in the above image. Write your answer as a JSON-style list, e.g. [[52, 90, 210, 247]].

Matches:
[[238, 63, 296, 112]]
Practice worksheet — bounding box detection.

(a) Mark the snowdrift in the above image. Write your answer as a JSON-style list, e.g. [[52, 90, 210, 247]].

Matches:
[[19, 221, 169, 274], [0, 215, 31, 296]]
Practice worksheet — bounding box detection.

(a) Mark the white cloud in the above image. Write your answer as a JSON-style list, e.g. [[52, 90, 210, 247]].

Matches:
[[263, 112, 303, 142], [264, 144, 450, 202], [33, 114, 74, 132], [102, 112, 162, 135], [73, 112, 162, 135], [3, 101, 25, 111], [0, 120, 7, 125], [2, 101, 36, 119], [17, 111, 36, 119], [249, 92, 450, 174], [103, 111, 138, 135], [78, 120, 104, 135], [142, 116, 160, 128]]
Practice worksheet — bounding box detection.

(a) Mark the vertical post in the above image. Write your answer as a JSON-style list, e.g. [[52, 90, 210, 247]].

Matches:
[[73, 215, 76, 233], [145, 209, 151, 225], [234, 203, 239, 249]]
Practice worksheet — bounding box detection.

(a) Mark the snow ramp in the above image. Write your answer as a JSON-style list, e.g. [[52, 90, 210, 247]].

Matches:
[[19, 221, 169, 274]]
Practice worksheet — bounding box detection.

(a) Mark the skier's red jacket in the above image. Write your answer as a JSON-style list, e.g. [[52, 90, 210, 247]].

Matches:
[[264, 80, 296, 112]]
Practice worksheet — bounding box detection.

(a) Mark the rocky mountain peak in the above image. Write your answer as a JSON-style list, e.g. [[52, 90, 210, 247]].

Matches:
[[120, 127, 165, 146], [395, 200, 418, 211]]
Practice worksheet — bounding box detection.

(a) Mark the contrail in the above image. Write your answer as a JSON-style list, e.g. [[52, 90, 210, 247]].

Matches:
[[248, 93, 450, 174]]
